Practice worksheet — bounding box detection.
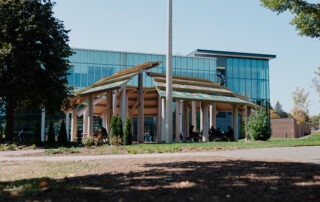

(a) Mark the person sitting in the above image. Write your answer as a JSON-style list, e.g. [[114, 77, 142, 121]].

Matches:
[[144, 130, 151, 142]]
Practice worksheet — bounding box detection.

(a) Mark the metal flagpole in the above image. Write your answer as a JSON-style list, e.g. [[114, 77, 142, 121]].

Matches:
[[166, 0, 173, 143]]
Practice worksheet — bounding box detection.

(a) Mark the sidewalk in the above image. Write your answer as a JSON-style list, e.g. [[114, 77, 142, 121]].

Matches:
[[1, 146, 320, 164]]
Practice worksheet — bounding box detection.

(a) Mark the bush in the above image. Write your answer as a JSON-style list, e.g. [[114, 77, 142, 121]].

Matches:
[[123, 118, 132, 145], [109, 136, 122, 146], [116, 117, 123, 139], [83, 137, 95, 147], [47, 121, 55, 146], [33, 120, 41, 145], [109, 116, 118, 140], [246, 110, 271, 141], [58, 120, 68, 146]]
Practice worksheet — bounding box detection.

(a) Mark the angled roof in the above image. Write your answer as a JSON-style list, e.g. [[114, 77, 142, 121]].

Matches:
[[75, 61, 160, 97], [147, 72, 259, 108], [193, 49, 276, 60]]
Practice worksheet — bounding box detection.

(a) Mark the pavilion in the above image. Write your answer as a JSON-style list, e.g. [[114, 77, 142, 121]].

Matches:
[[64, 62, 258, 143]]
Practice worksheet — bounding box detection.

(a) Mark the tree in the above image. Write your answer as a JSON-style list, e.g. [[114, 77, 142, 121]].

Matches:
[[109, 116, 118, 140], [273, 101, 288, 118], [310, 114, 320, 129], [123, 118, 132, 145], [291, 87, 310, 125], [116, 117, 123, 139], [246, 109, 271, 141], [47, 121, 55, 147], [270, 109, 280, 119], [0, 0, 72, 141], [261, 0, 320, 38], [312, 67, 320, 100], [58, 120, 67, 146]]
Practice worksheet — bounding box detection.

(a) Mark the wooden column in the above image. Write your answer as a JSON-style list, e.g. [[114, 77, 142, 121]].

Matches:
[[201, 102, 209, 142], [137, 72, 144, 142], [232, 105, 239, 141], [88, 95, 93, 137], [161, 98, 166, 142]]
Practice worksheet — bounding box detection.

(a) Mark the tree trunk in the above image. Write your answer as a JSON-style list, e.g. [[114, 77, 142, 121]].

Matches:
[[5, 100, 15, 141]]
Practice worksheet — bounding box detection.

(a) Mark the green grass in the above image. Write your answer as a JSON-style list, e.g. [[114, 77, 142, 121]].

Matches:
[[123, 133, 320, 154], [46, 147, 80, 155]]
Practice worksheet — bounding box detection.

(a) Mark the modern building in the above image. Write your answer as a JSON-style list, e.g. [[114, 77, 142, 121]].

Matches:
[[65, 48, 275, 142]]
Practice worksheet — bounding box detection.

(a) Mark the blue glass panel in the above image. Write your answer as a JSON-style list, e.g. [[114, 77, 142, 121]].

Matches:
[[88, 51, 95, 63]]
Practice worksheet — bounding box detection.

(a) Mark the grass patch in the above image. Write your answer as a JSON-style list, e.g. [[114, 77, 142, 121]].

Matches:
[[121, 133, 320, 154], [46, 147, 80, 155]]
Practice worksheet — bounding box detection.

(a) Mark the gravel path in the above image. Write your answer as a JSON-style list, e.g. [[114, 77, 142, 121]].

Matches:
[[1, 146, 320, 164]]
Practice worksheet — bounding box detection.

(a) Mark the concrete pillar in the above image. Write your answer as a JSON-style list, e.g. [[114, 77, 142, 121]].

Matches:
[[200, 103, 203, 132], [71, 108, 78, 141], [232, 105, 239, 141], [182, 100, 189, 137], [137, 72, 144, 142], [192, 101, 196, 130], [161, 98, 166, 142], [210, 103, 216, 129], [157, 96, 162, 142], [106, 91, 112, 134], [112, 90, 117, 116], [41, 107, 45, 142], [83, 109, 88, 137], [65, 113, 70, 141], [201, 103, 209, 142], [88, 95, 94, 137], [120, 85, 127, 130], [244, 106, 251, 141], [175, 100, 180, 142]]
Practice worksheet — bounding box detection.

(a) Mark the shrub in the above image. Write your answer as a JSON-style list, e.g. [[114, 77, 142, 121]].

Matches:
[[83, 137, 95, 147], [58, 120, 68, 146], [47, 121, 55, 146], [123, 118, 132, 145], [246, 110, 271, 141], [116, 117, 123, 139], [7, 143, 17, 151], [109, 136, 122, 146], [109, 116, 118, 140], [33, 120, 41, 145]]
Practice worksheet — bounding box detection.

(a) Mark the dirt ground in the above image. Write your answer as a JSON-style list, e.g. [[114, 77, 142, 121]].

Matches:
[[1, 155, 320, 202]]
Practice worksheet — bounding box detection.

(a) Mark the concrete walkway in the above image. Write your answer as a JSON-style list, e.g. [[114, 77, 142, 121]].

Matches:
[[1, 146, 319, 164]]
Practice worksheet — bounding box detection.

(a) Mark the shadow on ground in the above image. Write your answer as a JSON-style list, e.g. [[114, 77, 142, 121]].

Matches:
[[1, 160, 319, 202]]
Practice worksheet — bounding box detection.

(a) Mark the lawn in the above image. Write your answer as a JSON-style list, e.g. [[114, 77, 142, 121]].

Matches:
[[1, 133, 320, 155]]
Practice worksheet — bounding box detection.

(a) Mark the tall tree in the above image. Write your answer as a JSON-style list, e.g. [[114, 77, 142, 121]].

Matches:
[[312, 67, 320, 100], [0, 0, 72, 140], [291, 87, 310, 125], [261, 0, 320, 38], [274, 101, 283, 115]]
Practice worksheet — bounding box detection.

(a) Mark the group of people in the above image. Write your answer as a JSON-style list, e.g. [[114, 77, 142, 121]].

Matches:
[[188, 125, 234, 142]]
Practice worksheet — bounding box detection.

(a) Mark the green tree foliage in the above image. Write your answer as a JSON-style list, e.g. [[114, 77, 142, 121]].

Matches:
[[109, 116, 118, 140], [123, 118, 132, 145], [246, 110, 271, 141], [33, 120, 41, 145], [58, 120, 68, 146], [116, 117, 123, 139], [273, 101, 288, 118], [291, 87, 310, 125], [0, 0, 72, 140], [47, 121, 55, 146], [261, 0, 320, 38], [310, 114, 320, 129]]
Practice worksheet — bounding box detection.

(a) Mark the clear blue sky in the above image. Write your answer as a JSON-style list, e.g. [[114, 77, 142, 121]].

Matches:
[[53, 0, 320, 115]]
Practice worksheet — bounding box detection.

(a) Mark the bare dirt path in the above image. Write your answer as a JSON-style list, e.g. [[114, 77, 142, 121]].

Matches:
[[1, 147, 320, 202], [1, 146, 320, 164]]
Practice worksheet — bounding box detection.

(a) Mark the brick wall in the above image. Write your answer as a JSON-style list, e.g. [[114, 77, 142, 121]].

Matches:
[[271, 118, 310, 138]]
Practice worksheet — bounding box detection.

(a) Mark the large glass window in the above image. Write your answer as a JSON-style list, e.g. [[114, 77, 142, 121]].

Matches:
[[68, 49, 216, 89]]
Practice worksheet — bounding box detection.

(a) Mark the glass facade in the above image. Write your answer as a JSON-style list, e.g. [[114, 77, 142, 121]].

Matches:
[[68, 49, 217, 91], [226, 57, 270, 104]]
